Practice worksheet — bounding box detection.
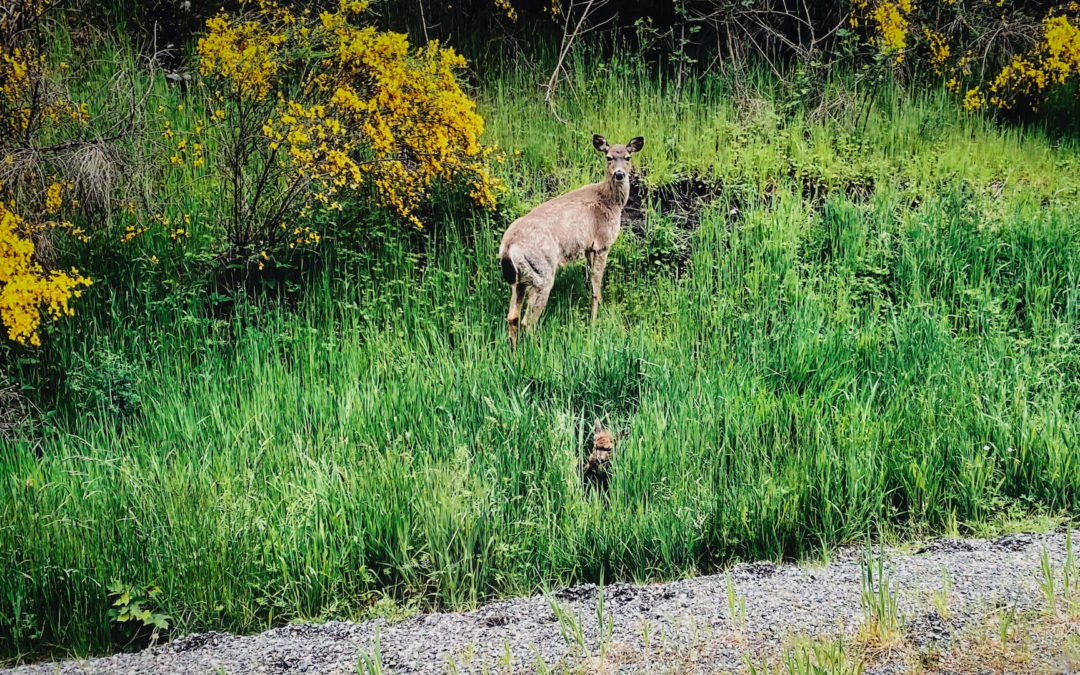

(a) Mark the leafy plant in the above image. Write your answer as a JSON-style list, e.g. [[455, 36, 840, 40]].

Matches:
[[67, 344, 140, 418], [106, 581, 170, 648]]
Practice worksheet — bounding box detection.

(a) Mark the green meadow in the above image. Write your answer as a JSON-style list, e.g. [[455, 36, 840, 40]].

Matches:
[[3, 41, 1080, 661]]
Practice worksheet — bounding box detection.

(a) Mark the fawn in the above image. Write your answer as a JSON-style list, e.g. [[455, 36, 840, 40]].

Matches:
[[583, 417, 616, 491], [498, 134, 644, 348]]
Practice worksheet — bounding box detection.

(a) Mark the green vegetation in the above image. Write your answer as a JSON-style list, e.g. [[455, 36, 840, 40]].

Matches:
[[3, 27, 1080, 667]]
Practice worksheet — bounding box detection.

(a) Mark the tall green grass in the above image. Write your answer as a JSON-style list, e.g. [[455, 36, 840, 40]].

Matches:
[[2, 45, 1080, 662]]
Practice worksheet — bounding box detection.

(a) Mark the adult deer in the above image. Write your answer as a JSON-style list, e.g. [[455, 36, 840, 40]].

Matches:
[[498, 134, 643, 348]]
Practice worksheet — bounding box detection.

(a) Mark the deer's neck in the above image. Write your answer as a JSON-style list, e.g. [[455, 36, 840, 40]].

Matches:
[[599, 177, 630, 212]]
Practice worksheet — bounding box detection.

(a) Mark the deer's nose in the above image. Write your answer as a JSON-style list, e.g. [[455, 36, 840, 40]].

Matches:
[[613, 170, 626, 181]]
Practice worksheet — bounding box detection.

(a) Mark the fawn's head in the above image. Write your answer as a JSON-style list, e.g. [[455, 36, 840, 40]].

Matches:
[[592, 417, 615, 452], [593, 134, 644, 184]]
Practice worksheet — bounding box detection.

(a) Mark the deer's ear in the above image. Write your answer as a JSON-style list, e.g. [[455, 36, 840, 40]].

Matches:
[[594, 418, 603, 434], [626, 136, 644, 154], [593, 134, 609, 152]]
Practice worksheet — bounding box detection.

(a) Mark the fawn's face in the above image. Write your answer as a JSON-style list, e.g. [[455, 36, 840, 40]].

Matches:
[[593, 134, 644, 184]]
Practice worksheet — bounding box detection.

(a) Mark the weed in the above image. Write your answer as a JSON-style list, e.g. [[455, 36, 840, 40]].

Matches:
[[106, 581, 170, 649], [726, 572, 748, 631], [1037, 529, 1080, 618], [782, 638, 864, 675], [67, 343, 140, 419], [932, 568, 952, 620], [356, 629, 384, 675], [548, 596, 587, 657], [858, 550, 904, 649], [595, 578, 614, 658], [746, 637, 864, 675], [996, 599, 1019, 649]]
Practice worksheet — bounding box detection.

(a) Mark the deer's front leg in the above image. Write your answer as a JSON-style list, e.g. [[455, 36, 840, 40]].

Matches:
[[589, 248, 609, 323]]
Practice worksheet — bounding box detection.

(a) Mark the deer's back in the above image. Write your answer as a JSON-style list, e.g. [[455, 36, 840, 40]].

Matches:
[[500, 184, 620, 266]]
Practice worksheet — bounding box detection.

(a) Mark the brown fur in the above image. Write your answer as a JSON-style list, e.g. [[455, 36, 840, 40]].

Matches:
[[583, 418, 616, 490], [499, 134, 644, 348]]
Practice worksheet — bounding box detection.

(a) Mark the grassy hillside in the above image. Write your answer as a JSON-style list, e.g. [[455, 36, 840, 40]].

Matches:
[[3, 47, 1080, 661]]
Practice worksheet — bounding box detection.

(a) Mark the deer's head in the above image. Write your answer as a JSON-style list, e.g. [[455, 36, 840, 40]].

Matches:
[[593, 134, 643, 184]]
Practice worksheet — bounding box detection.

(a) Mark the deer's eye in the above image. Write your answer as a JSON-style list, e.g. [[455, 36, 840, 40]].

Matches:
[[606, 157, 613, 161]]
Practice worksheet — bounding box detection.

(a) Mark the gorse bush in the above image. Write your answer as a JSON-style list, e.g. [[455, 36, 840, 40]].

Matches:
[[2, 0, 504, 346], [145, 0, 502, 273], [0, 0, 92, 346], [0, 202, 89, 346], [850, 0, 1080, 112]]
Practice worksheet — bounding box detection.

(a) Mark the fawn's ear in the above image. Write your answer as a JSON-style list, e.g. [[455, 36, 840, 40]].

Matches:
[[593, 134, 609, 152], [594, 417, 603, 434], [626, 136, 644, 154]]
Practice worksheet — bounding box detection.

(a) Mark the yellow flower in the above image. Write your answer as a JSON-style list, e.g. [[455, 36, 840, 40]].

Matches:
[[44, 181, 63, 214], [963, 87, 986, 110], [0, 202, 91, 345]]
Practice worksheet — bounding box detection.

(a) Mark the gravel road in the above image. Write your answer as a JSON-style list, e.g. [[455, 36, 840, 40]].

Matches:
[[10, 528, 1080, 674]]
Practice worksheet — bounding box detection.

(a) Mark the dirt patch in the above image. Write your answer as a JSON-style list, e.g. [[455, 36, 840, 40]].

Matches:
[[554, 584, 598, 601], [789, 166, 876, 206], [622, 172, 721, 237], [0, 380, 36, 442], [169, 631, 233, 653]]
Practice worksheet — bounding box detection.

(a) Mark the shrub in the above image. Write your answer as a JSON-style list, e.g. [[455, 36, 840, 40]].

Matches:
[[0, 202, 90, 346], [850, 0, 1080, 113], [148, 0, 503, 272], [0, 0, 93, 346]]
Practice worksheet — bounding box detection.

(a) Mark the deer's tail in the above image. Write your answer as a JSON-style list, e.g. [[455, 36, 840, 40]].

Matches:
[[499, 243, 519, 284], [500, 255, 517, 284]]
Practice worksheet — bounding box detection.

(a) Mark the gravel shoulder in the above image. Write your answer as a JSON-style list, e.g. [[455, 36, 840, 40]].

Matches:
[[10, 529, 1080, 674]]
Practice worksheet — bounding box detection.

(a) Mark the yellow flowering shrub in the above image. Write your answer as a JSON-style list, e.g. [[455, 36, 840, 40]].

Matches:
[[0, 202, 90, 346], [851, 0, 1080, 113], [0, 0, 91, 345], [161, 0, 501, 264], [985, 12, 1080, 110], [850, 0, 913, 61]]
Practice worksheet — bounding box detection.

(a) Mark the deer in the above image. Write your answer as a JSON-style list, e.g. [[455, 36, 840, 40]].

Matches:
[[583, 417, 618, 496], [498, 134, 644, 349]]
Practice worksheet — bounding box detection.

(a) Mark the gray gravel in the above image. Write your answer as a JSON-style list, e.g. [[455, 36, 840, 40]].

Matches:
[[9, 528, 1078, 674]]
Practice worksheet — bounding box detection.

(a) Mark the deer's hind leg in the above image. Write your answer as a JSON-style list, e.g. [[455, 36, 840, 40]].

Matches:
[[507, 281, 526, 349], [523, 276, 554, 331]]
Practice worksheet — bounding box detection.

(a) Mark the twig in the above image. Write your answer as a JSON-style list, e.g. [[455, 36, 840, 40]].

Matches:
[[543, 0, 609, 121]]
